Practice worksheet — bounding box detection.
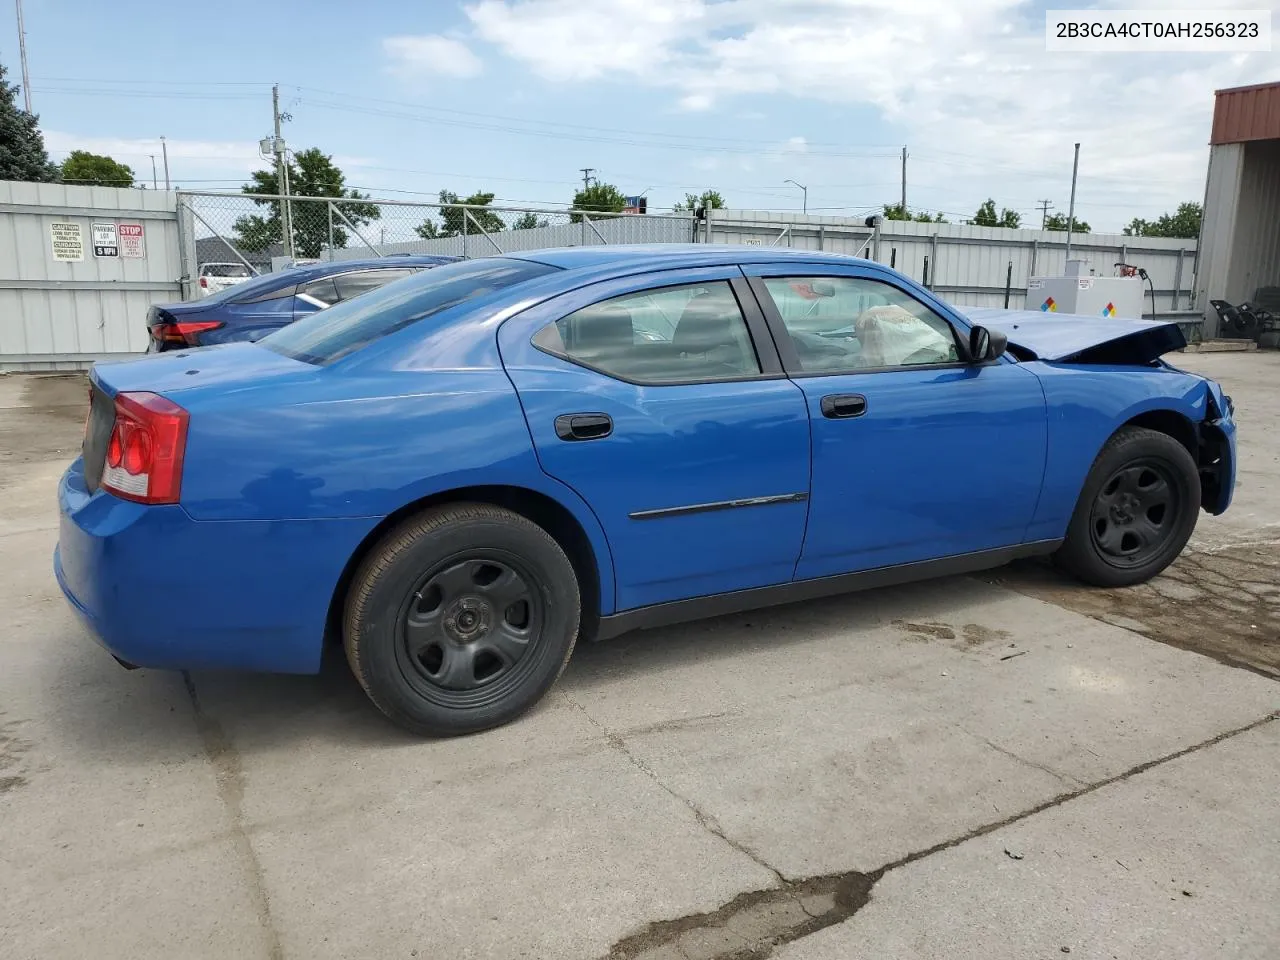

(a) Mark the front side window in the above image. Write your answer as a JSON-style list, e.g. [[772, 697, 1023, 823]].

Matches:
[[533, 281, 761, 383], [761, 276, 959, 373]]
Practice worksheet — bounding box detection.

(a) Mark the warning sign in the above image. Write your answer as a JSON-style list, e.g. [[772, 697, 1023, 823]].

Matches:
[[118, 222, 146, 259], [92, 222, 119, 258], [50, 222, 84, 262]]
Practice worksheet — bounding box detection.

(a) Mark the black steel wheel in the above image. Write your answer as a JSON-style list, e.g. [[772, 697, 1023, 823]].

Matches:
[[395, 555, 543, 707], [1056, 426, 1200, 587], [1088, 460, 1180, 569], [344, 503, 581, 737]]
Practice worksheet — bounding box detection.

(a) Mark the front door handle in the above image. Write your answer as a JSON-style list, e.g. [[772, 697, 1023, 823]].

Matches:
[[820, 394, 867, 419], [554, 413, 613, 442]]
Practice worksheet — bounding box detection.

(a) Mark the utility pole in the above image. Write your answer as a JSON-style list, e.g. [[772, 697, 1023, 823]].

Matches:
[[149, 155, 158, 189], [1037, 199, 1053, 230], [1065, 142, 1080, 261], [579, 168, 595, 191], [15, 0, 32, 113], [273, 84, 294, 258], [900, 146, 908, 216], [160, 136, 170, 190]]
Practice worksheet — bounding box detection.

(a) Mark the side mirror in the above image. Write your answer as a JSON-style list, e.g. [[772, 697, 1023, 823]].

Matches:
[[969, 325, 1007, 362]]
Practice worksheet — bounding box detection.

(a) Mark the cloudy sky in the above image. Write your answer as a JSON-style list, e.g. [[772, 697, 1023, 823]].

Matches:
[[5, 0, 1278, 231]]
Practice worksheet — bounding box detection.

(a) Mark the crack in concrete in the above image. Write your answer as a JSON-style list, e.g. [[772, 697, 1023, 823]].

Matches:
[[183, 672, 284, 960], [600, 711, 1278, 960], [956, 725, 1088, 788], [568, 696, 787, 888]]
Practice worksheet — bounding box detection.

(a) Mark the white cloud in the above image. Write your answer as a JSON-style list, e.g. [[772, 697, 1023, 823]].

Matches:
[[464, 0, 1280, 227], [468, 0, 704, 81], [44, 132, 266, 173], [678, 93, 714, 112], [781, 136, 808, 155], [383, 34, 484, 78]]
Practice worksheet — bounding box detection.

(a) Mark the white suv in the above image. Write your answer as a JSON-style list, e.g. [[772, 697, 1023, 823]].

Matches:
[[197, 262, 254, 298]]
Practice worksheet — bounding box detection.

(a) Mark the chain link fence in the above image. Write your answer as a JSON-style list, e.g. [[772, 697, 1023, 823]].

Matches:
[[177, 191, 698, 286]]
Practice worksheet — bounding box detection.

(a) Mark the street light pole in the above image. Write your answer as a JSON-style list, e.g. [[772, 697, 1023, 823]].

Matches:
[[149, 155, 157, 189], [160, 136, 171, 190], [15, 0, 32, 114], [784, 179, 808, 214]]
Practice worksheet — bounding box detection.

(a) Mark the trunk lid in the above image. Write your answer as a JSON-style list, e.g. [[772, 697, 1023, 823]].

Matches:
[[964, 307, 1186, 363], [84, 343, 315, 496]]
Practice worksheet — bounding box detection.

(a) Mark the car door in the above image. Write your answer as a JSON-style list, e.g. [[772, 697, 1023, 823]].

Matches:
[[498, 267, 812, 612], [742, 264, 1048, 581]]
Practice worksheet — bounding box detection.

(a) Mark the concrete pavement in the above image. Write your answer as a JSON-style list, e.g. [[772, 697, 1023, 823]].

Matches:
[[0, 356, 1277, 960]]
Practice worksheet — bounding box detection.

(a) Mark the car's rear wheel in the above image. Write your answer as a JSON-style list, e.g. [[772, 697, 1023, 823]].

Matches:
[[344, 503, 580, 736], [1054, 426, 1200, 587]]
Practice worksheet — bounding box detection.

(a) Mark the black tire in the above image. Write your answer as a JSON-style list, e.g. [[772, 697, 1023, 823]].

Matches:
[[1054, 426, 1200, 587], [344, 503, 580, 737]]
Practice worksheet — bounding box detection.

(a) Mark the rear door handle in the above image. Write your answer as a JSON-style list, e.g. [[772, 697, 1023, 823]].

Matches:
[[554, 413, 613, 441], [820, 394, 867, 419]]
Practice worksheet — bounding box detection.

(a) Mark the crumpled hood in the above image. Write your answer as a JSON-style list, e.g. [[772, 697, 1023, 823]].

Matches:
[[965, 307, 1186, 364]]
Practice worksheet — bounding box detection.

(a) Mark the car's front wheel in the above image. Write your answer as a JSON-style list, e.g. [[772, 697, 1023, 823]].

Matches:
[[344, 503, 581, 736], [1055, 426, 1200, 587]]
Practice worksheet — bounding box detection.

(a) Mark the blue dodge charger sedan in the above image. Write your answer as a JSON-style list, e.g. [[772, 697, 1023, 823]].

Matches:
[[147, 255, 459, 350], [57, 246, 1236, 736]]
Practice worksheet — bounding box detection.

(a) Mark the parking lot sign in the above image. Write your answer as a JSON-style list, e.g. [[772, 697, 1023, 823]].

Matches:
[[50, 222, 84, 261], [92, 222, 120, 258], [118, 222, 146, 259]]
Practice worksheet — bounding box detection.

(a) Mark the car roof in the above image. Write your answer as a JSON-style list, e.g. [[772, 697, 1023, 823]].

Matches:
[[281, 254, 461, 282], [510, 244, 858, 272]]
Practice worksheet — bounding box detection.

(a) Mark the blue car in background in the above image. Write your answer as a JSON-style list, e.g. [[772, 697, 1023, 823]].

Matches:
[[147, 255, 460, 350], [59, 246, 1235, 737]]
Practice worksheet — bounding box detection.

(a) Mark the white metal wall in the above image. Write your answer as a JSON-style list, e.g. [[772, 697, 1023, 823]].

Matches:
[[0, 181, 182, 371], [707, 210, 1199, 320], [1225, 140, 1280, 309]]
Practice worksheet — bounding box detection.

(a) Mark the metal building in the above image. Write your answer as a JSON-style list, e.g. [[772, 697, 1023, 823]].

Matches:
[[1196, 81, 1280, 337]]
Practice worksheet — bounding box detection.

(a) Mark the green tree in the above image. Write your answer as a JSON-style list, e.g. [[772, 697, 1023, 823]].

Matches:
[[882, 203, 947, 223], [416, 190, 506, 239], [673, 189, 725, 213], [234, 148, 380, 259], [60, 150, 134, 186], [513, 211, 550, 230], [970, 199, 1021, 228], [0, 61, 58, 182], [571, 181, 626, 222], [1123, 202, 1201, 239], [1043, 212, 1091, 234]]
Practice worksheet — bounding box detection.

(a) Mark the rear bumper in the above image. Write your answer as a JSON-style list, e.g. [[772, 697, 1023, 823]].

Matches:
[[55, 458, 375, 674]]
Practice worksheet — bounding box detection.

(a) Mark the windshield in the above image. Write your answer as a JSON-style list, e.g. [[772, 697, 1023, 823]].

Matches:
[[261, 257, 557, 365]]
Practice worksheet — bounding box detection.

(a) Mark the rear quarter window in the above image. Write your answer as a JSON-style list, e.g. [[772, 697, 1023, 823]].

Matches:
[[261, 257, 557, 365]]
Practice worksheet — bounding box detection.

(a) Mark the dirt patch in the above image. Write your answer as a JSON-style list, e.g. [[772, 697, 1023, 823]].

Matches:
[[985, 546, 1280, 678], [0, 374, 87, 468], [606, 871, 873, 960], [893, 620, 1013, 650]]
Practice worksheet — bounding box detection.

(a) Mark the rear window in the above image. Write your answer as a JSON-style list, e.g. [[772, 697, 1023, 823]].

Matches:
[[202, 263, 253, 278], [261, 257, 557, 365]]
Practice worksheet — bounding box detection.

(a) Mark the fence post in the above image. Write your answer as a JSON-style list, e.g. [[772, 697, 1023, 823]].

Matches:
[[922, 256, 931, 289], [463, 208, 469, 258], [818, 225, 824, 251], [327, 202, 335, 261], [175, 193, 199, 301], [890, 247, 896, 269], [872, 218, 882, 262], [930, 233, 939, 288], [1030, 238, 1039, 277], [1004, 260, 1013, 308], [1174, 247, 1185, 310]]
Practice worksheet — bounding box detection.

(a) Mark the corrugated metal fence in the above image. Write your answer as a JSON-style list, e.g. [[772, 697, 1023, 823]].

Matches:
[[0, 181, 181, 371], [706, 210, 1200, 323], [0, 183, 1205, 371]]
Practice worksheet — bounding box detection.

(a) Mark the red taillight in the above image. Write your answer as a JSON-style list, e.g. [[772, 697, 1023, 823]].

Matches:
[[100, 392, 189, 504], [149, 320, 224, 346], [199, 276, 208, 289]]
